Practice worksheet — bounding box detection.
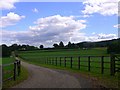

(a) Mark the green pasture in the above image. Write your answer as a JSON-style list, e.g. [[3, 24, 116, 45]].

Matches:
[[0, 58, 2, 65], [20, 48, 108, 58], [19, 48, 111, 75], [2, 57, 15, 82], [19, 48, 119, 88], [2, 57, 28, 88], [2, 57, 15, 64]]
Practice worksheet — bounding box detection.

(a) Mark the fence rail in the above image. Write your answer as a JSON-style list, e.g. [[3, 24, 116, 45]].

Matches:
[[2, 60, 21, 82], [44, 54, 120, 76]]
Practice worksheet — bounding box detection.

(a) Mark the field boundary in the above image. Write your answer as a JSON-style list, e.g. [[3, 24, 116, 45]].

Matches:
[[44, 54, 120, 76], [2, 60, 21, 82]]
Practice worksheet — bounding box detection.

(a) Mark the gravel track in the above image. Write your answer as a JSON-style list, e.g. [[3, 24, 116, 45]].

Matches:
[[12, 61, 81, 88]]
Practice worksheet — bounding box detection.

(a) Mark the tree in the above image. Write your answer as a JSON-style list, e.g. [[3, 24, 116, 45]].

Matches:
[[53, 43, 59, 48], [9, 44, 18, 51], [40, 45, 44, 49], [107, 40, 120, 54], [67, 41, 72, 48], [59, 41, 64, 48], [1, 44, 11, 57]]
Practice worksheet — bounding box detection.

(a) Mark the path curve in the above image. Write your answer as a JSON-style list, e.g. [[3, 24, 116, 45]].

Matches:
[[13, 61, 81, 88]]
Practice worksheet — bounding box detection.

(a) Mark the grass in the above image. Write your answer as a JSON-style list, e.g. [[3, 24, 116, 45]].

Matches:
[[19, 47, 120, 88], [2, 57, 15, 81], [19, 47, 108, 58], [2, 66, 29, 88], [19, 48, 111, 75], [0, 58, 2, 65], [2, 57, 15, 64], [2, 57, 29, 88]]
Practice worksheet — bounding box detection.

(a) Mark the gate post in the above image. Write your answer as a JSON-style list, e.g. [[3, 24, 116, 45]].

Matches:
[[110, 54, 115, 76], [14, 62, 17, 80]]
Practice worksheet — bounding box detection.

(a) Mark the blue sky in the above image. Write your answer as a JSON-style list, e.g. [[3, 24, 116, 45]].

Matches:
[[0, 0, 119, 47]]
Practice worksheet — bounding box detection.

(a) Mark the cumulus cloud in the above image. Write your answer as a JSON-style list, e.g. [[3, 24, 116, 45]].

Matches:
[[82, 0, 118, 16], [0, 12, 25, 28], [1, 15, 117, 47], [32, 8, 39, 13], [97, 33, 117, 39], [1, 15, 87, 46], [114, 24, 120, 28], [1, 29, 117, 47], [0, 0, 18, 10]]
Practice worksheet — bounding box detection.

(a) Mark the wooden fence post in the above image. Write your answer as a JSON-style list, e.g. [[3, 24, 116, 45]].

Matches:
[[70, 57, 73, 68], [50, 57, 51, 64], [52, 57, 54, 65], [64, 57, 66, 67], [47, 57, 48, 64], [60, 57, 61, 66], [88, 56, 90, 71], [78, 56, 80, 70], [55, 57, 57, 66], [101, 56, 104, 74], [14, 62, 17, 80], [17, 61, 21, 76], [110, 54, 115, 76]]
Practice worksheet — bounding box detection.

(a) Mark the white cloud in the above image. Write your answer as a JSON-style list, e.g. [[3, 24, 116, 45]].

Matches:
[[1, 29, 117, 47], [28, 15, 87, 46], [97, 33, 117, 39], [0, 12, 25, 28], [1, 15, 117, 47], [82, 0, 118, 16], [32, 8, 39, 13], [0, 0, 18, 10], [114, 24, 120, 28]]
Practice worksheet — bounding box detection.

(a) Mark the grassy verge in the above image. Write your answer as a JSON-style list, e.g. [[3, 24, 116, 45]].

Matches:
[[22, 59, 119, 88], [2, 66, 29, 88]]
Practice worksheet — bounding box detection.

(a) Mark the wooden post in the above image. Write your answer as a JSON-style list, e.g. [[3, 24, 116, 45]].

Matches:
[[70, 57, 72, 68], [56, 57, 57, 66], [52, 57, 54, 65], [53, 57, 55, 65], [47, 57, 49, 64], [51, 58, 53, 65], [78, 56, 80, 70], [17, 61, 20, 76], [14, 62, 17, 80], [88, 56, 90, 71], [50, 57, 51, 64], [60, 57, 61, 66], [45, 58, 47, 64], [101, 56, 104, 74], [110, 54, 115, 76], [64, 57, 66, 67]]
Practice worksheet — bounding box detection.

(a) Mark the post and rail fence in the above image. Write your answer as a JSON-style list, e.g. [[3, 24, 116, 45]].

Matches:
[[45, 54, 120, 76], [2, 60, 21, 82]]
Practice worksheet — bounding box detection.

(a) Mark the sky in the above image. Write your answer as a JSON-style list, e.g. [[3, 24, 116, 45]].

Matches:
[[0, 0, 119, 47]]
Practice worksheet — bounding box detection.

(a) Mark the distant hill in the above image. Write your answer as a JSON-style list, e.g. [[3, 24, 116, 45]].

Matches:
[[76, 38, 120, 48]]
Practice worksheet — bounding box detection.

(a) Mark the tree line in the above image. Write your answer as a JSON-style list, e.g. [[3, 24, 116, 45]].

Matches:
[[1, 38, 120, 57]]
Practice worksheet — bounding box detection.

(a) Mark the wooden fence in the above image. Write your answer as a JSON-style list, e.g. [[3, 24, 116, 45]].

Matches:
[[2, 60, 21, 82], [45, 54, 120, 76]]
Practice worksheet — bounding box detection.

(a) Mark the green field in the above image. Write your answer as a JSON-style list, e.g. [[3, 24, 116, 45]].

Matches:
[[19, 48, 111, 74], [2, 57, 15, 82], [20, 48, 108, 57], [18, 48, 120, 88], [2, 57, 28, 88]]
